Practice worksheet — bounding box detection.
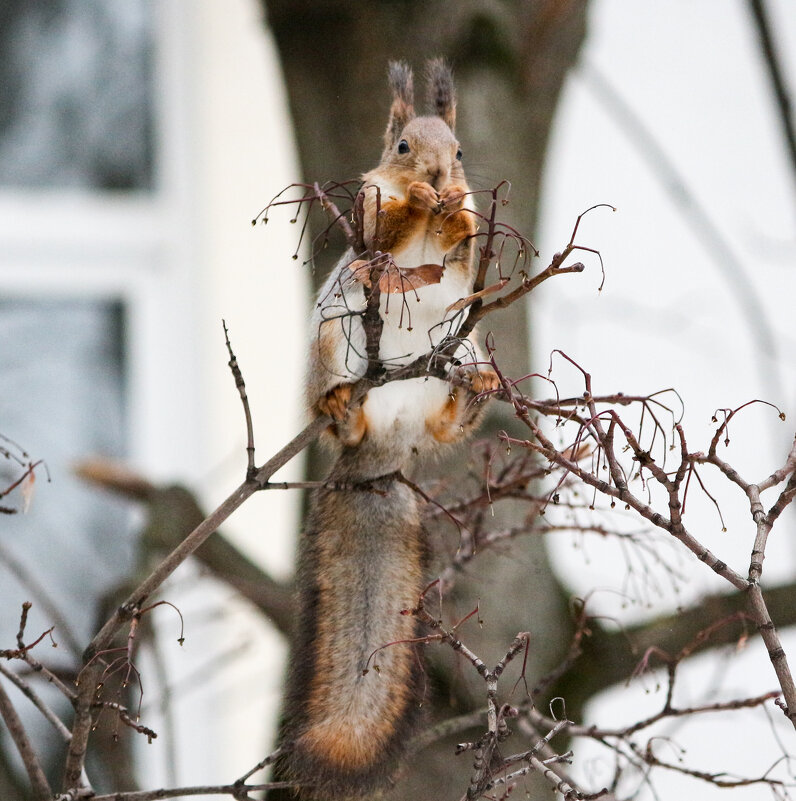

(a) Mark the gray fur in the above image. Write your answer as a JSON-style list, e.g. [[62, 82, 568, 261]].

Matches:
[[425, 57, 456, 130], [384, 61, 415, 149], [388, 60, 414, 109], [279, 447, 426, 800]]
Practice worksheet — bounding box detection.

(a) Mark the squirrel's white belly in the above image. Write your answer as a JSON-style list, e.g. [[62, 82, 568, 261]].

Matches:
[[377, 273, 469, 363], [365, 276, 470, 445], [318, 253, 473, 448], [392, 229, 448, 272], [362, 376, 450, 447]]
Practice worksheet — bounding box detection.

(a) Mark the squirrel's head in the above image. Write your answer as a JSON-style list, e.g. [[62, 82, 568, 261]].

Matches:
[[381, 59, 464, 191]]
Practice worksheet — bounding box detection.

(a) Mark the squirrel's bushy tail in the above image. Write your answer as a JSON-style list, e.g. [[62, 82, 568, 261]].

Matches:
[[278, 448, 427, 800]]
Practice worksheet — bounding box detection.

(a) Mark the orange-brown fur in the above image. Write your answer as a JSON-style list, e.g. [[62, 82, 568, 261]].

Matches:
[[299, 490, 423, 770], [281, 60, 496, 801], [361, 175, 475, 257], [278, 458, 427, 800]]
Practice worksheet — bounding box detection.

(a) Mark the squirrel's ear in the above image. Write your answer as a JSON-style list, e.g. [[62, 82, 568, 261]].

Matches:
[[385, 61, 415, 148], [426, 58, 456, 131]]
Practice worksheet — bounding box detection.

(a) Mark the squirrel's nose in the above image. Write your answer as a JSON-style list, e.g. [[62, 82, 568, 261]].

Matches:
[[428, 168, 448, 190]]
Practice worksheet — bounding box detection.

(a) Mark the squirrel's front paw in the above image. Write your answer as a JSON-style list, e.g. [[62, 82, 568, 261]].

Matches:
[[439, 185, 467, 212], [408, 181, 440, 213], [318, 384, 353, 420]]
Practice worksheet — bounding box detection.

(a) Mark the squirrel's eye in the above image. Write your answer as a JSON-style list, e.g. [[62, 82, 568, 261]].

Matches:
[[456, 148, 463, 161], [397, 139, 410, 154]]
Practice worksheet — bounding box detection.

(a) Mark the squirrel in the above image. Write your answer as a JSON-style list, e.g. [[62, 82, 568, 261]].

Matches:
[[277, 59, 498, 800]]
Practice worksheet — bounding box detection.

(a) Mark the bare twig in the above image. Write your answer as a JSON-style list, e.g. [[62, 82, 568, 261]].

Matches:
[[62, 414, 331, 791], [0, 544, 81, 658], [0, 662, 72, 742], [223, 320, 256, 477], [0, 676, 52, 801], [85, 781, 295, 801], [746, 0, 796, 194]]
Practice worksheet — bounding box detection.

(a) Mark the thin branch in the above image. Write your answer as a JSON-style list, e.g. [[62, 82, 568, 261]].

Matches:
[[63, 413, 331, 791], [85, 781, 296, 801], [0, 542, 82, 658], [746, 0, 796, 194], [0, 676, 52, 801], [748, 584, 796, 724], [523, 686, 780, 741], [223, 320, 256, 477], [0, 662, 72, 742]]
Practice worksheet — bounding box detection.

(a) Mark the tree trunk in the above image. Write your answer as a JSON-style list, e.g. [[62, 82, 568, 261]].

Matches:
[[260, 2, 590, 797]]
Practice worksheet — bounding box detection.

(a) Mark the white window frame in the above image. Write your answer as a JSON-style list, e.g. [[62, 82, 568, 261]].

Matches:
[[0, 0, 203, 482], [0, 0, 308, 785]]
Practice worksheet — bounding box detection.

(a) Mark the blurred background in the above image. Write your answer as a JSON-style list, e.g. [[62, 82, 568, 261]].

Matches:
[[0, 1, 794, 799]]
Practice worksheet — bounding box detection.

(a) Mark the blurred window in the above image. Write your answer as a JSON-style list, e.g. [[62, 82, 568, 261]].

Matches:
[[0, 0, 154, 190], [0, 0, 157, 646], [0, 300, 131, 644]]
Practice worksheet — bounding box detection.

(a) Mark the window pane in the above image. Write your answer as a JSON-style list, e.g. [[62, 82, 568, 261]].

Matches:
[[0, 0, 154, 191], [0, 299, 132, 647]]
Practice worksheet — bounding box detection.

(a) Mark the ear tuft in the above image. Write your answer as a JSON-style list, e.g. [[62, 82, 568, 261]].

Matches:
[[425, 58, 456, 131], [388, 61, 414, 107], [384, 61, 415, 149]]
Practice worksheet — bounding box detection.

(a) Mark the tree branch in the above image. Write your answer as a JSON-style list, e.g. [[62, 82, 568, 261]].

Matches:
[[746, 0, 796, 195], [63, 415, 329, 792], [0, 676, 52, 801]]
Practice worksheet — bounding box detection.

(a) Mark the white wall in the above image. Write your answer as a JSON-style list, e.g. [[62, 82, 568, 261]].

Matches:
[[537, 1, 796, 797], [133, 0, 307, 787]]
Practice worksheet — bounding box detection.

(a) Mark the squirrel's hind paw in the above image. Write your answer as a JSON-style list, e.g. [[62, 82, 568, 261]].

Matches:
[[318, 384, 353, 420], [462, 367, 501, 396], [318, 384, 368, 447]]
